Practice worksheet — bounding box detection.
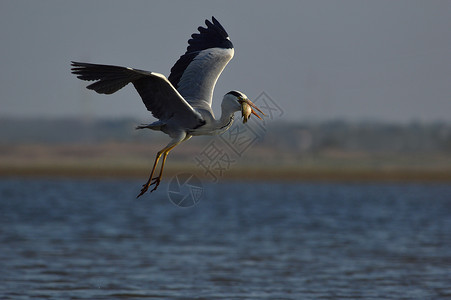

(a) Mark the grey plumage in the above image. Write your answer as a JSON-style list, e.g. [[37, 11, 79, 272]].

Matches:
[[71, 17, 264, 197]]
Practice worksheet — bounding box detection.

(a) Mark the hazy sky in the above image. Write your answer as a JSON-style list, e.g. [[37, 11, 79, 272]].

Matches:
[[1, 1, 450, 123]]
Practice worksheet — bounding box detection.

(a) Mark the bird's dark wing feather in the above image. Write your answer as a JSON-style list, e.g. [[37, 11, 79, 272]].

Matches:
[[168, 17, 234, 108], [71, 61, 204, 128]]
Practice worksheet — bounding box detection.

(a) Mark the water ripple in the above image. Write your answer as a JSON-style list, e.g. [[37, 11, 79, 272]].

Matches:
[[1, 179, 450, 299]]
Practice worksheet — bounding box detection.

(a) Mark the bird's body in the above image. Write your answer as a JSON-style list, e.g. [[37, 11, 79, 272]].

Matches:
[[71, 17, 263, 197]]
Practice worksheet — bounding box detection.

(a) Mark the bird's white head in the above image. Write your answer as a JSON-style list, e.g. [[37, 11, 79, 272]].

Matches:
[[223, 91, 265, 124]]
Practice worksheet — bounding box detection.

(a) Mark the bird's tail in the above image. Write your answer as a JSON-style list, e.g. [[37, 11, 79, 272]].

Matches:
[[71, 61, 141, 95], [136, 121, 165, 131]]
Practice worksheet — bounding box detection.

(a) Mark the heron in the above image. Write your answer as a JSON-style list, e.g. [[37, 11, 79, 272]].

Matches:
[[71, 17, 264, 197]]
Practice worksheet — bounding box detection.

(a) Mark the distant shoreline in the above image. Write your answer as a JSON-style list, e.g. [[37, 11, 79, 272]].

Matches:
[[1, 141, 451, 183], [1, 164, 450, 183]]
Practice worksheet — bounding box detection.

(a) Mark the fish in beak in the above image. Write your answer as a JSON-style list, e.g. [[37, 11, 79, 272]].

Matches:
[[239, 98, 265, 124]]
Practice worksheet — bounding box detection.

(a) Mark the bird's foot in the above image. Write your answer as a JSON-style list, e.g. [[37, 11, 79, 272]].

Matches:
[[150, 177, 161, 192], [136, 177, 161, 198], [137, 184, 149, 198]]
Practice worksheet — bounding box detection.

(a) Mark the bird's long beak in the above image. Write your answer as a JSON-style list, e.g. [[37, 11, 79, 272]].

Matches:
[[239, 98, 265, 124]]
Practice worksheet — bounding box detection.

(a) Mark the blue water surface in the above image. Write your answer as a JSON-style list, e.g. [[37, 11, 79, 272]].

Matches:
[[1, 178, 450, 299]]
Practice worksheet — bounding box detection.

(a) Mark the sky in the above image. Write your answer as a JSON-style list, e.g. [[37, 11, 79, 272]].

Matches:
[[1, 0, 450, 123]]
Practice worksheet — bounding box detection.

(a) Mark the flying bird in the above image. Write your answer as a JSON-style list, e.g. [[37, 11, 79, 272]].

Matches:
[[71, 17, 264, 197]]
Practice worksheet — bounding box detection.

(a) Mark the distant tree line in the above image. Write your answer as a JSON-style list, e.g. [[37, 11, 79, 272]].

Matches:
[[1, 118, 450, 153], [264, 120, 451, 153]]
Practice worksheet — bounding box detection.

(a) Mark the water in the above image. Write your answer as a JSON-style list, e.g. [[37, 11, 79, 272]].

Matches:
[[1, 178, 450, 299]]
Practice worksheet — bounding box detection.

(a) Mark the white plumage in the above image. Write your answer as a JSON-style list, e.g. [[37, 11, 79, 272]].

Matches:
[[71, 17, 264, 197]]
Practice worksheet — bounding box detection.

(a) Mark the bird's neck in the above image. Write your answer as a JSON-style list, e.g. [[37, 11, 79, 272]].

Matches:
[[191, 105, 236, 136], [214, 107, 236, 134]]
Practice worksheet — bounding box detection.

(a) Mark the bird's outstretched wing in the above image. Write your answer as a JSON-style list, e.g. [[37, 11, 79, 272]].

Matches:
[[71, 62, 204, 128], [168, 17, 234, 110]]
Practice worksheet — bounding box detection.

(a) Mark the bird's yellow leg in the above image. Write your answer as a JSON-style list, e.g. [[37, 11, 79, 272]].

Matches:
[[137, 134, 190, 198], [149, 144, 178, 193], [137, 150, 165, 198], [149, 144, 178, 192], [137, 143, 179, 198]]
